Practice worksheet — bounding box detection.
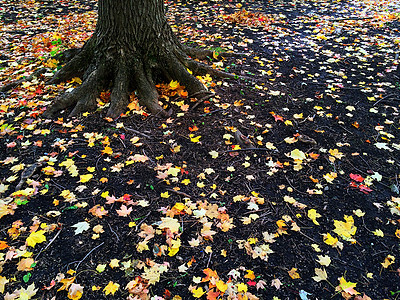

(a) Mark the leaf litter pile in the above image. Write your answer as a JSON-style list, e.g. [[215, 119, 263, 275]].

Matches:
[[1, 0, 400, 299]]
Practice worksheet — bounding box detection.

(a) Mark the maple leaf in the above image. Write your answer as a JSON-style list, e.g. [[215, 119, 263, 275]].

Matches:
[[202, 268, 219, 282], [0, 276, 9, 293], [256, 280, 267, 290], [102, 146, 113, 155], [350, 173, 364, 182], [88, 205, 108, 218], [116, 204, 133, 217], [244, 270, 256, 280], [169, 80, 180, 90], [323, 233, 338, 246], [216, 280, 228, 293], [18, 283, 38, 300], [335, 277, 359, 297], [71, 221, 90, 235], [158, 217, 180, 233], [79, 174, 93, 183], [312, 268, 327, 282], [103, 281, 119, 295], [160, 191, 170, 198], [68, 283, 83, 300], [333, 215, 357, 240], [189, 134, 201, 143], [288, 149, 306, 160], [288, 268, 300, 279], [58, 277, 76, 292], [381, 254, 395, 268], [17, 257, 35, 271], [96, 264, 107, 273], [168, 238, 181, 256], [317, 255, 331, 266], [26, 230, 46, 247], [192, 287, 206, 298], [308, 209, 321, 225], [237, 282, 248, 293], [109, 259, 120, 268], [0, 240, 9, 250], [142, 264, 168, 284], [206, 290, 220, 300]]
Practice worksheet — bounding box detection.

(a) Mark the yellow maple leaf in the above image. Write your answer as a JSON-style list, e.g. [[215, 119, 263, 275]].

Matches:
[[102, 146, 113, 155], [335, 277, 359, 296], [244, 270, 256, 280], [381, 255, 395, 268], [161, 191, 170, 198], [333, 215, 357, 240], [323, 233, 338, 246], [189, 134, 201, 143], [237, 282, 248, 292], [167, 167, 180, 177], [169, 80, 180, 90], [109, 259, 120, 268], [168, 239, 181, 256], [216, 280, 228, 293], [289, 149, 306, 160], [308, 209, 321, 225], [288, 267, 300, 279], [26, 230, 46, 247], [79, 174, 93, 183], [103, 281, 119, 295], [323, 172, 337, 183], [192, 287, 205, 298]]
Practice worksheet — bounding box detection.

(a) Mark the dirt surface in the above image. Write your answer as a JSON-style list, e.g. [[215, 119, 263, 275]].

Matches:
[[1, 0, 400, 299]]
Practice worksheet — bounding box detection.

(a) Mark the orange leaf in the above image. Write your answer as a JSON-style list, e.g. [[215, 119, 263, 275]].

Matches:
[[202, 268, 219, 282], [0, 241, 9, 250]]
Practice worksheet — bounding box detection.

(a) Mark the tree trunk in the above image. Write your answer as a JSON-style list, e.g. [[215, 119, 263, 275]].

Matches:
[[45, 0, 219, 119]]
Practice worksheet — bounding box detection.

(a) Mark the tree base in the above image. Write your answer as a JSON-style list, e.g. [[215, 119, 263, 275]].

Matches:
[[43, 36, 235, 119]]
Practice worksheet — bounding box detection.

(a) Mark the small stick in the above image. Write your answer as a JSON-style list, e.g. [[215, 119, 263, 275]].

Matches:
[[76, 242, 104, 270], [0, 68, 47, 92], [190, 92, 215, 111], [166, 188, 192, 199], [123, 127, 152, 139], [107, 222, 120, 242], [373, 94, 397, 106], [35, 226, 62, 259], [223, 148, 271, 153], [206, 252, 212, 268]]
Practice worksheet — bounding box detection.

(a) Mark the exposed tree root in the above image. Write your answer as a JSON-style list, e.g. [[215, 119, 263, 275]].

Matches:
[[0, 68, 47, 93], [44, 38, 241, 119]]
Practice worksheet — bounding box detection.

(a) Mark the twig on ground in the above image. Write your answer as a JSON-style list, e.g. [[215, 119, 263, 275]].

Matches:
[[76, 242, 105, 270], [206, 252, 212, 268], [223, 148, 271, 153], [0, 68, 47, 92], [36, 226, 62, 259], [166, 188, 192, 199], [373, 94, 398, 106], [135, 211, 152, 232], [123, 126, 152, 139], [107, 222, 120, 242], [190, 92, 215, 111]]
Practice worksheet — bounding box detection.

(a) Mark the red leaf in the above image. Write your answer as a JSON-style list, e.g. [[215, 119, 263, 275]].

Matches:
[[247, 280, 256, 286], [350, 173, 364, 182]]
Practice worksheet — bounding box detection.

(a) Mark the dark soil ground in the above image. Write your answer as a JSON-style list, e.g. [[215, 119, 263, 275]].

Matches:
[[1, 0, 400, 299]]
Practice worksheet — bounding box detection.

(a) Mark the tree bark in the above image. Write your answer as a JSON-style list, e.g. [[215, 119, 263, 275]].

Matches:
[[44, 0, 219, 119]]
